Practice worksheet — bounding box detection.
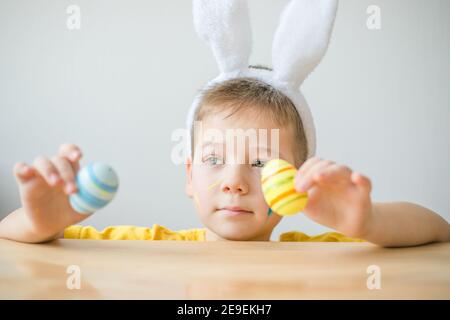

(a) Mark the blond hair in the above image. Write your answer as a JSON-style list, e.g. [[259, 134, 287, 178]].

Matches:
[[192, 67, 307, 167]]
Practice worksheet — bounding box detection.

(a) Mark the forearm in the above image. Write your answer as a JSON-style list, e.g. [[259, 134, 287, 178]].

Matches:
[[363, 202, 450, 247], [0, 208, 62, 243]]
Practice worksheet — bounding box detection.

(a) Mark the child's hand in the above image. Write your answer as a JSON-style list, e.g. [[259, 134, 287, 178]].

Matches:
[[294, 157, 374, 238], [12, 143, 89, 239]]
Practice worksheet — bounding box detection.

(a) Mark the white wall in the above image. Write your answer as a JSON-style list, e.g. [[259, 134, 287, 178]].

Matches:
[[1, 0, 449, 240]]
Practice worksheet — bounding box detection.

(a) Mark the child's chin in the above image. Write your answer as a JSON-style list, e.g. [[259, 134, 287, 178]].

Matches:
[[214, 226, 260, 241]]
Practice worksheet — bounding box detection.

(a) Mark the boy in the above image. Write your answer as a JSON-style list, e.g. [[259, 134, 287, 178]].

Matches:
[[2, 0, 449, 247], [1, 75, 449, 246]]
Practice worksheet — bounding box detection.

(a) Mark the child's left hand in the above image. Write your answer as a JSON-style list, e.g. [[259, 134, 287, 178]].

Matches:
[[294, 157, 374, 238]]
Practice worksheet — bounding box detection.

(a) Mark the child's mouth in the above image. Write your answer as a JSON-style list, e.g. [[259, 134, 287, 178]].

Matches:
[[218, 206, 253, 216]]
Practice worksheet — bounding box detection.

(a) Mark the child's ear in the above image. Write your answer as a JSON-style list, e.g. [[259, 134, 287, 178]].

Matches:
[[185, 156, 194, 198]]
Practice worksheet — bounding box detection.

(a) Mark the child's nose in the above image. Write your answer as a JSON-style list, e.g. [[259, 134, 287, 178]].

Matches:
[[221, 167, 249, 195], [222, 183, 248, 195]]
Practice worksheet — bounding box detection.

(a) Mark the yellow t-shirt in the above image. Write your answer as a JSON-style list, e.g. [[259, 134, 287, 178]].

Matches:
[[64, 224, 365, 242]]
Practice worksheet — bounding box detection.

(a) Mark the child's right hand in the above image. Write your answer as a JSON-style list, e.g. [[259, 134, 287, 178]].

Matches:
[[12, 143, 90, 239]]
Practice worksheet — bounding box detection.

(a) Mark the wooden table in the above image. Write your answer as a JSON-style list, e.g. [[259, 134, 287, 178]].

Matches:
[[0, 239, 449, 299]]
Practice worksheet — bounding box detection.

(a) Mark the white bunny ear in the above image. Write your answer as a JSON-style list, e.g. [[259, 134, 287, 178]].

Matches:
[[272, 0, 338, 88], [193, 0, 252, 74]]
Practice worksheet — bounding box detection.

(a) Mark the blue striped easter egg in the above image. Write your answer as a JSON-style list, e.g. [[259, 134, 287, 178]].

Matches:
[[69, 162, 119, 214]]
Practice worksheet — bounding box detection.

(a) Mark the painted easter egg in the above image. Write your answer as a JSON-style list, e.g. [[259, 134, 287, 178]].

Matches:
[[69, 162, 119, 214], [261, 159, 307, 216]]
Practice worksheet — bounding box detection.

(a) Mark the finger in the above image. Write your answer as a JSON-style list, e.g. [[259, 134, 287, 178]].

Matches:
[[296, 160, 335, 192], [319, 164, 352, 181], [295, 156, 323, 188], [297, 156, 322, 175], [351, 172, 372, 194], [58, 143, 83, 172], [310, 164, 353, 189], [32, 156, 61, 187], [51, 156, 78, 194], [13, 162, 37, 184]]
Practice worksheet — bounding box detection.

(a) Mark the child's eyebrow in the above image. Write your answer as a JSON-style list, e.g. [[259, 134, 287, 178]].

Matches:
[[201, 142, 272, 149], [201, 141, 222, 149], [200, 142, 224, 153], [201, 142, 286, 160], [252, 146, 285, 160]]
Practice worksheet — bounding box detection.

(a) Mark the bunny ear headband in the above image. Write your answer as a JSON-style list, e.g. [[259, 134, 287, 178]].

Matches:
[[187, 0, 339, 160]]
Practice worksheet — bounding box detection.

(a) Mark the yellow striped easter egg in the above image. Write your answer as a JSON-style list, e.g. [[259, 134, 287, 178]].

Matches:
[[261, 159, 308, 216]]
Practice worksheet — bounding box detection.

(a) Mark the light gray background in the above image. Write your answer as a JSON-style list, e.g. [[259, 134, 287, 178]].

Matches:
[[1, 0, 449, 240]]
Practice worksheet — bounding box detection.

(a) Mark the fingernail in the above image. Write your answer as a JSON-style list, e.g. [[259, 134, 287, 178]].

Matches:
[[66, 182, 76, 193], [50, 173, 59, 184], [71, 151, 80, 160], [20, 166, 29, 175], [297, 182, 307, 193]]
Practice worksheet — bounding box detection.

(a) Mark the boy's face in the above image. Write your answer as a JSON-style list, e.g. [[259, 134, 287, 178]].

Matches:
[[185, 107, 298, 241]]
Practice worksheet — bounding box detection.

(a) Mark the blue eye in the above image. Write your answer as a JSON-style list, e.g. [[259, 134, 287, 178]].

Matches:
[[251, 159, 266, 168], [204, 155, 224, 166]]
